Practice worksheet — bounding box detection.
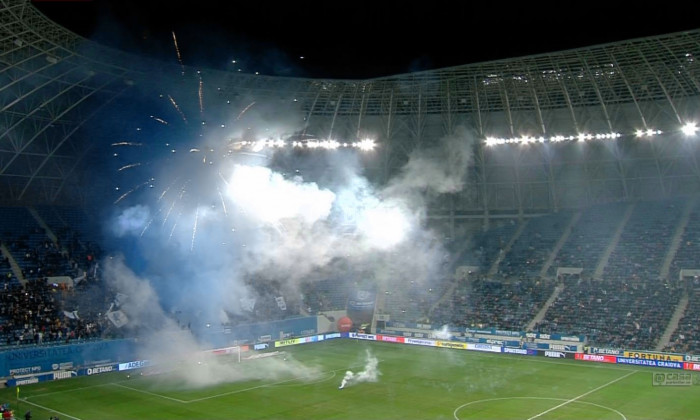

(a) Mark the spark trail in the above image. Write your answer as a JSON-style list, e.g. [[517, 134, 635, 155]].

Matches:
[[114, 181, 150, 205], [191, 205, 199, 252], [172, 31, 185, 75], [236, 101, 256, 120], [168, 95, 188, 123], [118, 163, 142, 172]]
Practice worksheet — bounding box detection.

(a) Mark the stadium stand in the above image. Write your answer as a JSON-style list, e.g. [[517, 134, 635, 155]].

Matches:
[[665, 285, 700, 354]]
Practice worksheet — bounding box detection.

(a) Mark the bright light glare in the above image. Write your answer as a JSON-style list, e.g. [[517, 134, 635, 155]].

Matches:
[[682, 122, 698, 136], [355, 139, 376, 151], [358, 204, 411, 250]]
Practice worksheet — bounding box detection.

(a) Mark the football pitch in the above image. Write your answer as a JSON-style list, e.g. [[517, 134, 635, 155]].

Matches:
[[2, 339, 699, 419]]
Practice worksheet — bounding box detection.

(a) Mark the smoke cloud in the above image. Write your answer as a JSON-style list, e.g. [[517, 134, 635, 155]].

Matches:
[[339, 349, 380, 389], [96, 65, 476, 388]]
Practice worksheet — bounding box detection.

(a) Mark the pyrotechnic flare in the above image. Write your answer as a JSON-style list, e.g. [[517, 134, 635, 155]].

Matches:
[[339, 350, 379, 389]]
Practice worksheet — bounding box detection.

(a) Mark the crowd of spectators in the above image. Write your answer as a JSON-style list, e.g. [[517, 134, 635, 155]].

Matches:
[[2, 197, 700, 356], [436, 276, 553, 331], [665, 281, 700, 354], [457, 219, 520, 272], [534, 277, 682, 350], [499, 212, 572, 279], [0, 207, 105, 349], [551, 202, 629, 274], [603, 199, 682, 282], [671, 203, 700, 279], [0, 279, 102, 346]]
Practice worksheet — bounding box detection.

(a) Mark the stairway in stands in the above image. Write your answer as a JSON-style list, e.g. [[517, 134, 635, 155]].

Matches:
[[656, 292, 689, 351]]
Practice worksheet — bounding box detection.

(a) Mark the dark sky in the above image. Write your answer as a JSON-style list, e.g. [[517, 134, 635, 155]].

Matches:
[[33, 0, 698, 79]]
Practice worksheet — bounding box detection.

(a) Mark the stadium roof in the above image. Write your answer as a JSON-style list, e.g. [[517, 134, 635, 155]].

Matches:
[[1, 0, 699, 209]]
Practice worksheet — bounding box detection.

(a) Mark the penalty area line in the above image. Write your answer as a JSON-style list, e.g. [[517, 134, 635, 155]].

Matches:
[[110, 382, 189, 403], [527, 370, 637, 420], [19, 398, 82, 420]]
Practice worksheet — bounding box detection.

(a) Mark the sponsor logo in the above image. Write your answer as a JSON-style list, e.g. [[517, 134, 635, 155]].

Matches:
[[617, 358, 682, 368], [504, 347, 528, 355], [53, 371, 76, 380], [9, 366, 41, 375], [590, 347, 621, 355], [685, 355, 700, 362], [438, 341, 466, 349], [354, 334, 376, 341], [118, 360, 149, 371], [550, 344, 568, 351], [545, 351, 566, 358], [623, 351, 683, 362], [254, 343, 269, 350], [325, 333, 341, 339], [406, 338, 436, 346], [467, 343, 501, 353], [87, 366, 114, 375], [486, 339, 504, 345], [560, 336, 581, 342], [16, 377, 39, 385], [575, 353, 617, 363]]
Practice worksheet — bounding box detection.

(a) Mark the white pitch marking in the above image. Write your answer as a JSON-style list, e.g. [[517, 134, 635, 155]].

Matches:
[[527, 370, 637, 420], [453, 396, 626, 420], [111, 382, 189, 403], [19, 398, 83, 420]]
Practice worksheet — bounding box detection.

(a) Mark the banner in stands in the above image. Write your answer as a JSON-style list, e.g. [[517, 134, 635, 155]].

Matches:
[[535, 343, 578, 352], [623, 351, 684, 362], [405, 338, 436, 347], [0, 339, 137, 378], [436, 341, 467, 350], [6, 370, 78, 387], [466, 343, 501, 353], [466, 328, 522, 338], [503, 347, 537, 356], [683, 362, 700, 371], [588, 347, 623, 355], [575, 353, 617, 363], [617, 357, 683, 369], [347, 290, 375, 325], [538, 350, 573, 359], [684, 354, 700, 362], [376, 335, 405, 344], [525, 332, 584, 342]]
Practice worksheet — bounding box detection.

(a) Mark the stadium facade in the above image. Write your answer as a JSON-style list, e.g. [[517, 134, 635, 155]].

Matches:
[[1, 0, 699, 234]]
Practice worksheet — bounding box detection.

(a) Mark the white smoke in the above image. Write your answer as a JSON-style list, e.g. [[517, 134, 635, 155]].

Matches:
[[101, 80, 477, 389], [338, 349, 380, 389], [112, 205, 150, 237], [102, 255, 322, 388], [432, 325, 453, 340]]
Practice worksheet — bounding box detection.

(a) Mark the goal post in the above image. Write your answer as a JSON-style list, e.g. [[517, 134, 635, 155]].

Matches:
[[205, 345, 241, 363]]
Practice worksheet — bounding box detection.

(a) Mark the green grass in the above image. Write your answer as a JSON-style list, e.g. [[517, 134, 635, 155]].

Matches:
[[1, 339, 699, 419]]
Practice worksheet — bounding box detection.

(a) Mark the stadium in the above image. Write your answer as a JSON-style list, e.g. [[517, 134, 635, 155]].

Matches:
[[1, 0, 700, 418]]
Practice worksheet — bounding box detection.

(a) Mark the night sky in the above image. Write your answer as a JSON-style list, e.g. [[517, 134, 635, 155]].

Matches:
[[32, 0, 699, 79]]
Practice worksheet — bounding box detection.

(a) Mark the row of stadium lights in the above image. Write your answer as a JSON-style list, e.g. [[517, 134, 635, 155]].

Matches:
[[234, 138, 377, 151], [484, 122, 698, 147]]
